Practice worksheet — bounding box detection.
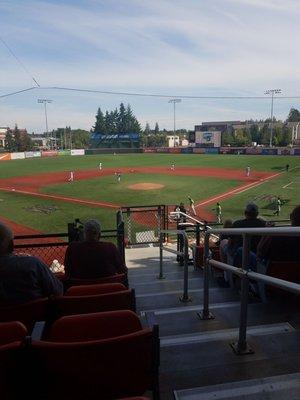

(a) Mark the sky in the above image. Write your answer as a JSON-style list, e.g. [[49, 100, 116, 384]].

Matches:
[[1, 0, 300, 133]]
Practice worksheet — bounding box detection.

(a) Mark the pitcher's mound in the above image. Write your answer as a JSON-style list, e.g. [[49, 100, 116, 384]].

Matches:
[[128, 183, 164, 190]]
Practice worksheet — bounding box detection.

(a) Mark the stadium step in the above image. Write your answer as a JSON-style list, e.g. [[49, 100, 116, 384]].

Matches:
[[174, 372, 300, 400], [160, 330, 300, 399]]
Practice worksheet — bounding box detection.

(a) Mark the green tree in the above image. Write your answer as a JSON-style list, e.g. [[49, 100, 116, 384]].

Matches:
[[249, 124, 261, 144], [71, 129, 90, 148], [4, 131, 16, 152], [117, 103, 127, 133], [154, 122, 159, 135], [92, 107, 106, 133], [286, 108, 300, 122], [144, 123, 151, 135]]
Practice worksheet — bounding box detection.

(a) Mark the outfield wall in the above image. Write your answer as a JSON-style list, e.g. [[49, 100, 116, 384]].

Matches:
[[1, 146, 300, 162]]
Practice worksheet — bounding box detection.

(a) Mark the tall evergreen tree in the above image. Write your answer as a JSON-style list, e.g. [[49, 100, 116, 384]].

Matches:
[[144, 123, 151, 135], [117, 103, 127, 134], [154, 122, 159, 134], [92, 107, 106, 133]]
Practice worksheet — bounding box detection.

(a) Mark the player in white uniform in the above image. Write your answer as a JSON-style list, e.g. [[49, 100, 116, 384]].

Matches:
[[68, 171, 74, 182], [171, 163, 175, 171], [246, 166, 250, 177], [99, 162, 102, 170]]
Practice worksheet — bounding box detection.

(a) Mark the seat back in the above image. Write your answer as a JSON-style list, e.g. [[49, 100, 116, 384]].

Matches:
[[65, 283, 126, 296], [66, 273, 128, 288], [0, 298, 50, 332], [31, 312, 159, 400], [267, 261, 300, 284], [52, 289, 136, 321], [0, 322, 28, 400]]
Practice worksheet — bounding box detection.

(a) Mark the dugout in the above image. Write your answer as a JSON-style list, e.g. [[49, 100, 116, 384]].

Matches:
[[90, 132, 140, 149]]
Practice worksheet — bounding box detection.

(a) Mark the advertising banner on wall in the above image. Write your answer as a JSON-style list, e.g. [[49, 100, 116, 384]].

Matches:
[[0, 153, 11, 161], [169, 148, 181, 154], [180, 147, 193, 154], [156, 147, 169, 153], [58, 150, 71, 156], [246, 147, 262, 155], [11, 152, 25, 160], [193, 148, 205, 154], [71, 149, 85, 156], [42, 150, 58, 157], [143, 148, 156, 153], [262, 148, 278, 155], [205, 147, 219, 154], [293, 148, 300, 155], [25, 151, 41, 158], [278, 148, 291, 155]]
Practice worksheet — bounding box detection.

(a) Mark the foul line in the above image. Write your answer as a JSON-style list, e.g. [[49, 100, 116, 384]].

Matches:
[[282, 181, 293, 189], [0, 187, 119, 209], [195, 171, 282, 209]]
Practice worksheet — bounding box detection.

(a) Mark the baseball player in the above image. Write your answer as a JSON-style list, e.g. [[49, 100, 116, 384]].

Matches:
[[68, 171, 74, 182], [99, 162, 102, 170], [246, 166, 251, 177], [188, 196, 196, 215]]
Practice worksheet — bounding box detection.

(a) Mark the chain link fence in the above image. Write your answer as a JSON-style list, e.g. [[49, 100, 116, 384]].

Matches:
[[121, 205, 167, 245]]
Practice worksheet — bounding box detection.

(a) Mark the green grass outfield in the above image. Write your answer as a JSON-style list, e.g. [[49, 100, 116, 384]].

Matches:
[[0, 153, 299, 232]]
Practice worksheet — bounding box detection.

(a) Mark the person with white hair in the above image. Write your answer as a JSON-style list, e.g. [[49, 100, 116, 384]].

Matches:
[[64, 219, 127, 279], [0, 222, 63, 306]]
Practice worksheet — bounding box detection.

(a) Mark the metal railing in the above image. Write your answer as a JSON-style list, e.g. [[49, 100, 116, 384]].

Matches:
[[159, 229, 191, 302], [200, 226, 300, 355]]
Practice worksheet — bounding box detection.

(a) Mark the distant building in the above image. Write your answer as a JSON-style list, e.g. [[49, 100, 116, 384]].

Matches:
[[0, 127, 8, 148], [287, 122, 300, 145], [29, 134, 48, 149], [167, 135, 180, 147]]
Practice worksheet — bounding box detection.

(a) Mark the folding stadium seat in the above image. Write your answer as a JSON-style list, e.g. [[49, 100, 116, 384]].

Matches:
[[257, 260, 300, 302], [0, 321, 28, 400], [65, 272, 128, 288], [65, 282, 127, 296], [0, 298, 50, 332], [30, 310, 160, 400], [50, 288, 136, 321]]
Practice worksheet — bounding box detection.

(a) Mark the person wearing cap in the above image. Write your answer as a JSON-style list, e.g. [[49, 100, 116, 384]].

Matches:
[[0, 222, 63, 306], [64, 219, 127, 279], [188, 196, 196, 216]]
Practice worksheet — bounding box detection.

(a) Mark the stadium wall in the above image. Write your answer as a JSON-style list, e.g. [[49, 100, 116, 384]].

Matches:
[[1, 147, 300, 162]]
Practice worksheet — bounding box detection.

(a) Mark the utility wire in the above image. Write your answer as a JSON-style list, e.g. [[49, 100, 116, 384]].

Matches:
[[2, 85, 300, 100], [47, 86, 300, 99], [0, 87, 37, 99], [0, 36, 40, 87]]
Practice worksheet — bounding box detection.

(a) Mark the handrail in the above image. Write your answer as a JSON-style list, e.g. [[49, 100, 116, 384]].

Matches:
[[201, 226, 300, 355], [169, 211, 220, 240], [159, 229, 191, 302]]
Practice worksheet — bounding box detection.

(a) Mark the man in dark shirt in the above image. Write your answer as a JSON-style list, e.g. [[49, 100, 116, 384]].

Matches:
[[0, 222, 63, 306], [64, 219, 127, 279], [226, 203, 266, 269]]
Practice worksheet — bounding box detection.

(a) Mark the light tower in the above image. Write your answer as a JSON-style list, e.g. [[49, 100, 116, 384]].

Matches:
[[168, 99, 182, 137], [265, 89, 281, 147], [38, 99, 53, 149]]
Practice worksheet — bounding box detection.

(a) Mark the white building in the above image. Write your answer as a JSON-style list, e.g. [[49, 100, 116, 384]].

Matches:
[[167, 135, 180, 147], [0, 127, 8, 148]]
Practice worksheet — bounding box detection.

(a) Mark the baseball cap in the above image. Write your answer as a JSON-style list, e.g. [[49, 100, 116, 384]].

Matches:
[[245, 203, 258, 214]]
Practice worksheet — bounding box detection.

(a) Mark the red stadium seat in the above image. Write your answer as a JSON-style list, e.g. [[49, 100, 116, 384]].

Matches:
[[0, 298, 50, 332], [30, 311, 160, 400], [65, 283, 127, 296], [257, 260, 300, 302], [66, 272, 128, 288], [51, 289, 136, 321], [0, 322, 28, 400]]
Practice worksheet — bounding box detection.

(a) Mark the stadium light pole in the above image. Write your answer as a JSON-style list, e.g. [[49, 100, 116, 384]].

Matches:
[[38, 99, 53, 149], [168, 99, 182, 137], [264, 89, 281, 147]]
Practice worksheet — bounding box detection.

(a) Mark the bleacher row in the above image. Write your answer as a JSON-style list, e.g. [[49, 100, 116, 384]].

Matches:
[[0, 274, 159, 400]]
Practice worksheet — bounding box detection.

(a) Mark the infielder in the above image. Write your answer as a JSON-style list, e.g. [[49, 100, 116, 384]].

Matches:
[[188, 196, 196, 215], [99, 162, 102, 170], [68, 171, 74, 182], [246, 166, 251, 177]]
